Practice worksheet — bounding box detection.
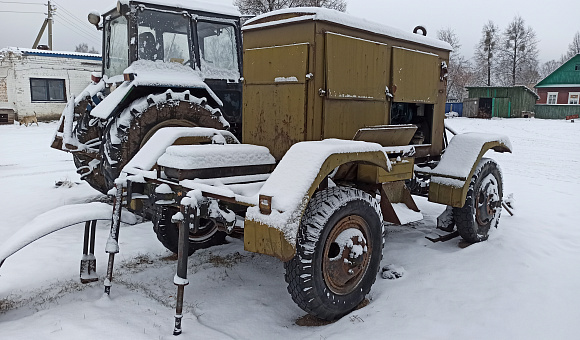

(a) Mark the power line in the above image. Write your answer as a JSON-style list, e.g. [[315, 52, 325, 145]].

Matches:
[[56, 17, 101, 47], [56, 12, 101, 41], [54, 10, 100, 41], [50, 1, 101, 43], [0, 10, 43, 13], [0, 1, 43, 4]]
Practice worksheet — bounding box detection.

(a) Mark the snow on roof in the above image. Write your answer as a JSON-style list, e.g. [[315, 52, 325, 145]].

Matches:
[[103, 0, 240, 17], [243, 7, 452, 52], [0, 47, 101, 61]]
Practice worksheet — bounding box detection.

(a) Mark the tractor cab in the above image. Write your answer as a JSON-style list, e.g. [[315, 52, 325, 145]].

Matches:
[[94, 0, 243, 136]]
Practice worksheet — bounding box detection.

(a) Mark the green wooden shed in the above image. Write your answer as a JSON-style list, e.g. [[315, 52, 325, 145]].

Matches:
[[463, 86, 539, 118]]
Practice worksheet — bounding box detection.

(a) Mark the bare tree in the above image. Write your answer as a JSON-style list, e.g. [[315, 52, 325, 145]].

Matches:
[[297, 0, 346, 11], [75, 43, 99, 54], [234, 0, 288, 15], [437, 28, 472, 101], [539, 59, 562, 79], [473, 21, 499, 86], [567, 31, 580, 57], [496, 16, 539, 86], [234, 0, 346, 15]]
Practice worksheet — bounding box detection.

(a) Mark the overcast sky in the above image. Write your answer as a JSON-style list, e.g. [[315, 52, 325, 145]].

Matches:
[[0, 0, 576, 64]]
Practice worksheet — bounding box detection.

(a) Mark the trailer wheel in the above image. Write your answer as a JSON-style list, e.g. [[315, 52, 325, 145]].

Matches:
[[153, 206, 227, 256], [285, 187, 384, 320], [71, 97, 108, 193], [453, 158, 503, 243], [101, 94, 228, 190]]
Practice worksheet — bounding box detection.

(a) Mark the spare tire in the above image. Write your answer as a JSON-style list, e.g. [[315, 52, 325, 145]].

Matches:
[[100, 90, 230, 190]]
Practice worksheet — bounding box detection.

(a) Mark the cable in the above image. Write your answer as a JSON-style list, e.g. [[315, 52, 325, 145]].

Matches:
[[55, 12, 101, 42], [50, 2, 101, 43], [53, 1, 90, 27], [56, 17, 101, 47], [0, 10, 43, 13], [0, 1, 43, 4]]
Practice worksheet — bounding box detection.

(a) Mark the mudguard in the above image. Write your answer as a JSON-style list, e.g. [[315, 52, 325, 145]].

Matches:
[[243, 139, 393, 261], [418, 132, 512, 207]]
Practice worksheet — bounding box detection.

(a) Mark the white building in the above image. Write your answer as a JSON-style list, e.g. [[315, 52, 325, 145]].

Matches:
[[0, 47, 101, 124]]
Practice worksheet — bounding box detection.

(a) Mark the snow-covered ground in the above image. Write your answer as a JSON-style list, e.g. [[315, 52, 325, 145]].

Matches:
[[0, 118, 579, 339]]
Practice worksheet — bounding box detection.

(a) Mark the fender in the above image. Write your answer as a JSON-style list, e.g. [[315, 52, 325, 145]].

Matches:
[[243, 139, 393, 261], [417, 132, 512, 208]]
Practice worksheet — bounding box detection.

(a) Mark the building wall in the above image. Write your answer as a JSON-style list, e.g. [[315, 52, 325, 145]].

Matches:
[[536, 87, 580, 105], [535, 104, 580, 119], [465, 86, 538, 118], [0, 51, 101, 120]]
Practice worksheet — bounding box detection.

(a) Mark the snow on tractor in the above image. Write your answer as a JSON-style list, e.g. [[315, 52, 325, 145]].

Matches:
[[0, 1, 512, 336]]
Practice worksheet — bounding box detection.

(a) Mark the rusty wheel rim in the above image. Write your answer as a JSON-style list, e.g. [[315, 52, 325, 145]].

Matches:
[[475, 177, 500, 226], [322, 215, 372, 295]]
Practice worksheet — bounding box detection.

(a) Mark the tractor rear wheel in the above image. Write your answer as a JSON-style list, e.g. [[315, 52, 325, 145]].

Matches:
[[101, 92, 229, 191], [285, 187, 384, 320], [453, 158, 503, 243]]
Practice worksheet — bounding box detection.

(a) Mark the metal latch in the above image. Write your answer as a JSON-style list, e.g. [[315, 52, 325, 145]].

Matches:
[[319, 88, 326, 97], [385, 86, 393, 99]]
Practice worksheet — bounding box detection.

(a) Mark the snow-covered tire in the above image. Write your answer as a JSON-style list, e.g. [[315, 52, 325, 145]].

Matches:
[[153, 206, 227, 256], [101, 92, 229, 190], [284, 187, 384, 320], [71, 97, 108, 193], [453, 158, 503, 243]]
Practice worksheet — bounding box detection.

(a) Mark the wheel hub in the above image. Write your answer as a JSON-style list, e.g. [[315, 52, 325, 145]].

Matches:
[[475, 176, 500, 225], [323, 215, 371, 295]]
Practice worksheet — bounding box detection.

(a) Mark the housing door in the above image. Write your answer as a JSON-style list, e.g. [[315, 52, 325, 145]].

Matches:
[[322, 32, 390, 139], [242, 43, 309, 160]]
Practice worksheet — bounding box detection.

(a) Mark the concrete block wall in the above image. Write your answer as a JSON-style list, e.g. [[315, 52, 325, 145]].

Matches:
[[0, 50, 101, 120]]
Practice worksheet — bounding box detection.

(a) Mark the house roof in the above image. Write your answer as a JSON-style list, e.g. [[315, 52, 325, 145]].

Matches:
[[465, 85, 540, 100], [0, 47, 101, 61], [535, 54, 580, 88]]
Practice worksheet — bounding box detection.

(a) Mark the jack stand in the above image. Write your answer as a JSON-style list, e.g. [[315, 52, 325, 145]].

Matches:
[[80, 220, 98, 283], [173, 204, 191, 336], [104, 182, 124, 295]]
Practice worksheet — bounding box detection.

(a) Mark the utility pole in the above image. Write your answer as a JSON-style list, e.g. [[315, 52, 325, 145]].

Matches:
[[47, 0, 53, 50], [32, 1, 56, 50]]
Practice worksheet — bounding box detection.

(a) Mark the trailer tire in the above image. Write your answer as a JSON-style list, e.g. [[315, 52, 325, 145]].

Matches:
[[453, 158, 503, 243], [153, 206, 227, 256], [101, 93, 228, 190], [284, 187, 384, 320]]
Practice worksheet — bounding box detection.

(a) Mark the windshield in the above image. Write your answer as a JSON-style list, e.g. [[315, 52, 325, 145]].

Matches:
[[136, 10, 192, 66], [197, 21, 239, 80], [104, 15, 129, 78]]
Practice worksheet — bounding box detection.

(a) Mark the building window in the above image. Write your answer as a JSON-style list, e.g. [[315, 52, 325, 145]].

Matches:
[[547, 92, 558, 104], [30, 78, 66, 102], [569, 92, 579, 105]]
